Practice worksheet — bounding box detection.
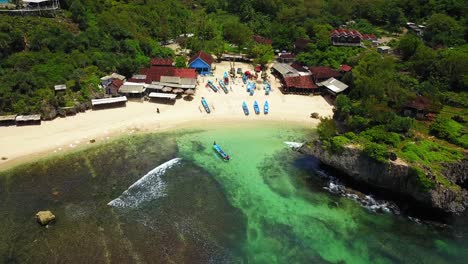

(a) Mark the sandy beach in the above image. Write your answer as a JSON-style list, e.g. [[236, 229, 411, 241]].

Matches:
[[0, 61, 333, 170]]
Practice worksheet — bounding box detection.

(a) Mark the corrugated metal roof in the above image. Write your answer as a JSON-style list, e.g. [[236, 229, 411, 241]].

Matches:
[[318, 78, 348, 93], [0, 115, 17, 121], [272, 63, 299, 77], [119, 85, 146, 94], [160, 76, 181, 84], [54, 84, 66, 91], [149, 93, 177, 99], [91, 96, 128, 106], [16, 114, 41, 121]]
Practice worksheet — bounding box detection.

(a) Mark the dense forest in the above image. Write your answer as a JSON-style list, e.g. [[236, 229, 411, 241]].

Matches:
[[0, 0, 466, 186]]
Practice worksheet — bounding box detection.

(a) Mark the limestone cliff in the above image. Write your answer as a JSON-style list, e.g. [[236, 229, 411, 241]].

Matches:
[[299, 141, 468, 214]]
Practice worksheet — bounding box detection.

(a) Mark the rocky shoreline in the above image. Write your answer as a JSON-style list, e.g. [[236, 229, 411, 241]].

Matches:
[[299, 140, 468, 214]]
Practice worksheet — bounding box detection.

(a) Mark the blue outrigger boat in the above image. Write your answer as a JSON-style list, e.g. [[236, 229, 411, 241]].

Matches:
[[242, 73, 247, 84], [253, 101, 260, 115], [223, 72, 229, 85], [265, 83, 271, 95], [201, 97, 211, 113], [213, 142, 230, 161], [218, 80, 229, 94], [242, 101, 249, 115], [264, 101, 269, 114], [207, 80, 218, 92]]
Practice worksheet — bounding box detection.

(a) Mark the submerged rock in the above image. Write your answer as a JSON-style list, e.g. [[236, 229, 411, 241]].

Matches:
[[36, 211, 56, 226], [299, 140, 468, 214]]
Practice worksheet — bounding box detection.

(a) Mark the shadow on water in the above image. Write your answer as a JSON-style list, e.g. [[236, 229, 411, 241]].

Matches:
[[0, 133, 246, 264]]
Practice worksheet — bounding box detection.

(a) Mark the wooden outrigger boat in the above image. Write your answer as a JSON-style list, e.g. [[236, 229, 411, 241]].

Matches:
[[207, 80, 218, 92], [265, 83, 271, 95], [201, 97, 211, 113], [218, 80, 229, 94], [213, 142, 230, 161], [254, 101, 260, 115], [264, 101, 269, 114], [223, 72, 229, 85], [242, 101, 249, 115]]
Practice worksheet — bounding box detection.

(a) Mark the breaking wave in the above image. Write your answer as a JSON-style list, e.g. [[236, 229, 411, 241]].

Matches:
[[108, 158, 182, 208], [316, 168, 401, 215], [284, 141, 304, 150]]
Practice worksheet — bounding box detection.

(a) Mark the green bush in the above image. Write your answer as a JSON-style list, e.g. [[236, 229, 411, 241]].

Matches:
[[329, 136, 351, 153], [361, 127, 401, 147], [430, 117, 467, 148], [346, 115, 370, 132], [363, 142, 389, 163], [409, 167, 436, 190], [387, 116, 412, 133], [317, 118, 337, 140]]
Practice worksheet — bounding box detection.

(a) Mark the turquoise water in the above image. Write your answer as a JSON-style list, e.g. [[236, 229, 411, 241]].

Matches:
[[0, 122, 467, 263], [0, 1, 9, 4]]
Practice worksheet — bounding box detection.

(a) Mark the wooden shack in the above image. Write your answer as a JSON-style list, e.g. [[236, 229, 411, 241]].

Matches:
[[0, 115, 17, 126], [16, 115, 41, 126]]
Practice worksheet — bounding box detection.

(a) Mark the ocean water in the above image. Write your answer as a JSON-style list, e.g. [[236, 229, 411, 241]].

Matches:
[[0, 122, 467, 263]]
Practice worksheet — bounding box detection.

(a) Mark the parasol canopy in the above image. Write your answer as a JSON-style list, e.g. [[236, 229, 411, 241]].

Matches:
[[185, 89, 195, 95], [172, 88, 184, 94], [162, 87, 172, 92]]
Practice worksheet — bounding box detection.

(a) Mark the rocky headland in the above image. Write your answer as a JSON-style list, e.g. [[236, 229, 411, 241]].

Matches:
[[300, 140, 468, 214]]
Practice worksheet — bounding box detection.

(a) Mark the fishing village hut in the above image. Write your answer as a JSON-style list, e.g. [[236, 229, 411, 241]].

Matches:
[[91, 96, 127, 109], [148, 92, 177, 101], [309, 66, 342, 83], [377, 46, 392, 54], [130, 57, 198, 85], [54, 84, 66, 93], [16, 114, 41, 126], [403, 96, 435, 120], [253, 35, 272, 45], [118, 83, 146, 97], [277, 53, 295, 63], [330, 29, 363, 47], [188, 51, 214, 75], [0, 115, 17, 126], [100, 73, 126, 87], [318, 78, 349, 96], [272, 63, 318, 94], [340, 64, 353, 73]]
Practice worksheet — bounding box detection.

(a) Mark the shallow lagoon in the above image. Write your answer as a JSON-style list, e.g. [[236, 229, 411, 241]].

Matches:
[[0, 122, 466, 263]]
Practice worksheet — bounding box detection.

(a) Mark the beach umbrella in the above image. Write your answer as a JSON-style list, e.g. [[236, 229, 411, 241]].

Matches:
[[162, 87, 172, 92], [172, 88, 184, 94], [185, 89, 195, 95]]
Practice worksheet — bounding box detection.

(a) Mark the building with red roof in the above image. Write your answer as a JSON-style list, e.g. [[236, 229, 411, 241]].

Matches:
[[151, 58, 173, 66], [253, 35, 272, 45], [282, 75, 318, 94], [340, 64, 353, 72], [309, 66, 342, 82], [330, 29, 363, 47], [188, 50, 214, 75]]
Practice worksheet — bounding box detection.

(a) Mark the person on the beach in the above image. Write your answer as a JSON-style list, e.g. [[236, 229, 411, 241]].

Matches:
[[156, 108, 160, 114]]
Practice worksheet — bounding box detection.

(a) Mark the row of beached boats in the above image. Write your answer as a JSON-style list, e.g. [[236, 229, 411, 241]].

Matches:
[[242, 101, 269, 115]]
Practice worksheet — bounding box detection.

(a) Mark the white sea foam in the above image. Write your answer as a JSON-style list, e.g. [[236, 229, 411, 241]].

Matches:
[[108, 158, 182, 208], [284, 141, 304, 150]]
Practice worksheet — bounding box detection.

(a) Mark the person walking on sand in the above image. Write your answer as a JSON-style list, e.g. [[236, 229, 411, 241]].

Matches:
[[156, 108, 160, 114]]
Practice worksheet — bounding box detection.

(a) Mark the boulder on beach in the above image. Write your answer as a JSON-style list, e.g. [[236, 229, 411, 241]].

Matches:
[[311, 112, 320, 119], [36, 211, 56, 226]]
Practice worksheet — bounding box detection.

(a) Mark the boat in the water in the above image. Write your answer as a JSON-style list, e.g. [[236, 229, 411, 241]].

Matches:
[[213, 142, 230, 161], [242, 101, 249, 115], [201, 97, 211, 113], [207, 80, 218, 93], [264, 101, 269, 114], [248, 82, 255, 96], [218, 80, 229, 94], [242, 73, 247, 84], [254, 101, 260, 114]]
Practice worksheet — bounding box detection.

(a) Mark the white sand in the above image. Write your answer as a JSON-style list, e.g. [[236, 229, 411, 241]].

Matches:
[[0, 61, 333, 170]]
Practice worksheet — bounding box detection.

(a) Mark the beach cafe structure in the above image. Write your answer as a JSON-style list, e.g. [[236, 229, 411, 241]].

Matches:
[[0, 115, 17, 126], [91, 96, 128, 109], [272, 63, 318, 94], [16, 114, 41, 126], [188, 50, 214, 75]]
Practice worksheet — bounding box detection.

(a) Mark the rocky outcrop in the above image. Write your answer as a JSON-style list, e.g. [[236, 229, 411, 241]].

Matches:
[[36, 210, 56, 225], [300, 141, 468, 214]]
